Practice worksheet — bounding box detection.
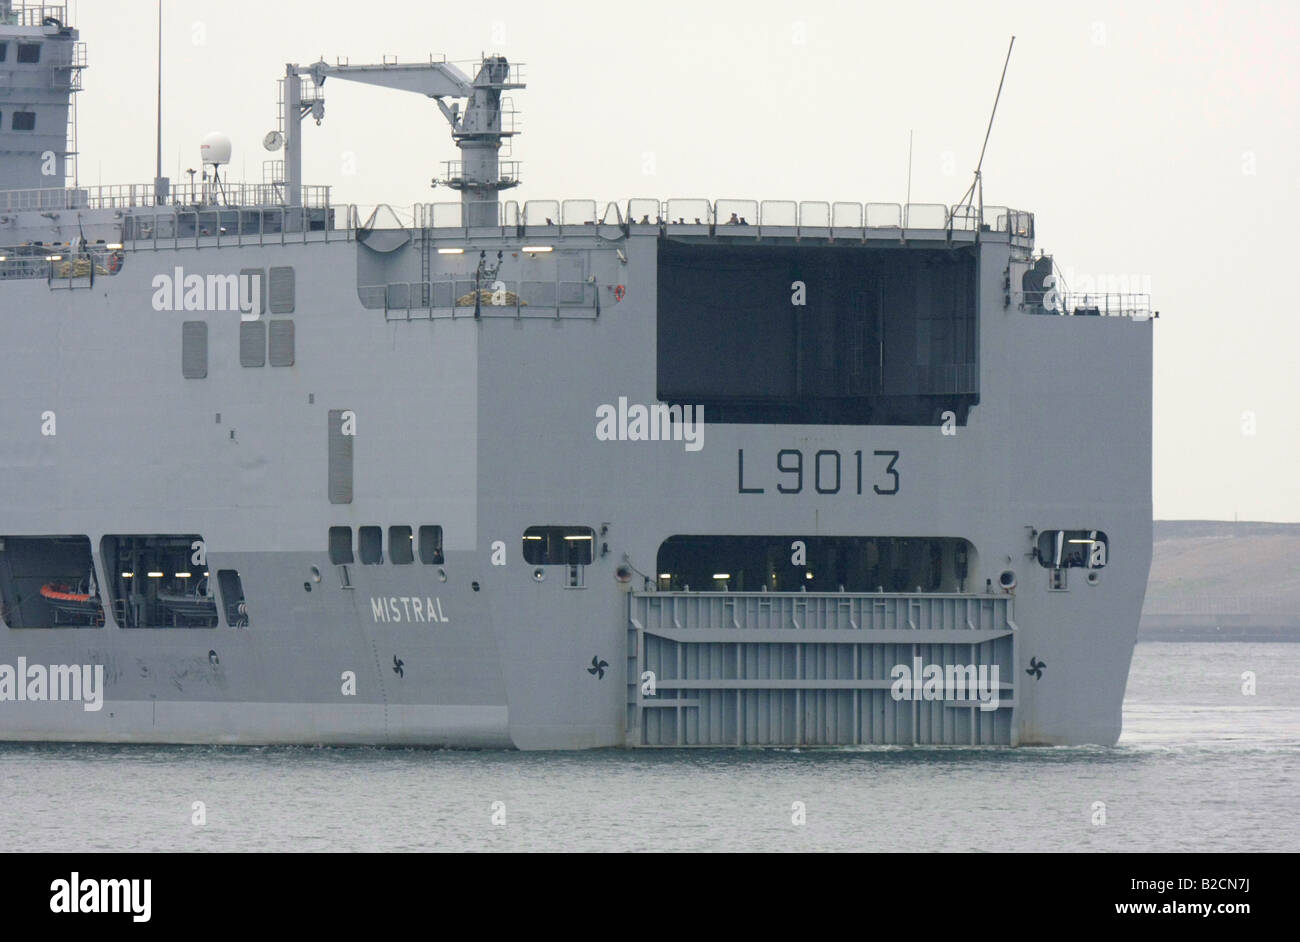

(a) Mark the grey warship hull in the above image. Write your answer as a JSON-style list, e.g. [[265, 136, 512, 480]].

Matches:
[[0, 1, 1152, 748]]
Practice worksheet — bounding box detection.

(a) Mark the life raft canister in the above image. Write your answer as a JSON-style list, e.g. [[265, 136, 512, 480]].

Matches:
[[614, 284, 626, 302]]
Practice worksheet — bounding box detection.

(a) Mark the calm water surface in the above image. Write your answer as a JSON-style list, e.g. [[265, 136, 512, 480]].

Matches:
[[2, 642, 1296, 851]]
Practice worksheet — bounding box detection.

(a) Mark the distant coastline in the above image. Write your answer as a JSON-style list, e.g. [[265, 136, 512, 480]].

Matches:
[[1139, 520, 1300, 642]]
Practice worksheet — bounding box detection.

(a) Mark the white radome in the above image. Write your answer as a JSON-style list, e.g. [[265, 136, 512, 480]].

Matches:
[[199, 131, 233, 166]]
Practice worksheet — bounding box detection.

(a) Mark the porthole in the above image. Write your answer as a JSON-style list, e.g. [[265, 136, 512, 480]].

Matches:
[[310, 566, 321, 583], [471, 581, 480, 592], [1086, 571, 1101, 586], [303, 582, 312, 592], [533, 568, 545, 583], [437, 568, 447, 583]]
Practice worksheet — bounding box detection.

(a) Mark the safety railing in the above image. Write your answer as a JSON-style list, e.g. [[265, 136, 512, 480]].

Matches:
[[398, 198, 1033, 241], [120, 204, 346, 252], [439, 160, 522, 185], [361, 274, 601, 321], [4, 1, 69, 26], [1019, 289, 1154, 319], [0, 244, 122, 284], [0, 181, 331, 212]]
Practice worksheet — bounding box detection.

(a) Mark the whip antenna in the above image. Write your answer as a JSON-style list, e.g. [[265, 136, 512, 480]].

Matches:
[[957, 35, 1015, 217]]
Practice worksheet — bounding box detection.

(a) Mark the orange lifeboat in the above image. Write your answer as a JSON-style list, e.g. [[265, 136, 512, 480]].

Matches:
[[40, 583, 94, 603]]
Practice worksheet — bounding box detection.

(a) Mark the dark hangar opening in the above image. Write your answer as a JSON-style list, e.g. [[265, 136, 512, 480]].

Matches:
[[656, 240, 978, 425]]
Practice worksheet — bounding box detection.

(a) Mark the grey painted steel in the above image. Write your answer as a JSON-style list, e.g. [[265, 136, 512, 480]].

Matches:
[[0, 7, 1153, 748], [627, 592, 1016, 746]]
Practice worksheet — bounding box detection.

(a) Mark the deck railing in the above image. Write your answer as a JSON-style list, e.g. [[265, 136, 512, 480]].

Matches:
[[410, 198, 1034, 242], [0, 182, 331, 212]]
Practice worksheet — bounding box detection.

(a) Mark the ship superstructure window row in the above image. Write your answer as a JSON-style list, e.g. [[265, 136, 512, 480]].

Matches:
[[328, 526, 443, 566]]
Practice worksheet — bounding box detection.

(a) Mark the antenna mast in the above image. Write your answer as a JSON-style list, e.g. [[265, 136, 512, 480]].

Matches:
[[905, 129, 913, 222], [957, 35, 1014, 220], [153, 0, 168, 204]]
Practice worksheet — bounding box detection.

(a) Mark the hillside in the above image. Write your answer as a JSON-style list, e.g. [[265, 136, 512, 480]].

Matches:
[[1141, 521, 1300, 638]]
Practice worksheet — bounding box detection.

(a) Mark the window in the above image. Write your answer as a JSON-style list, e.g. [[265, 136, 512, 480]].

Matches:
[[358, 526, 382, 564], [99, 534, 216, 628], [523, 526, 595, 566], [0, 42, 8, 62], [12, 111, 36, 131], [0, 535, 104, 628], [389, 526, 414, 564], [17, 42, 40, 64], [1036, 530, 1108, 569], [418, 526, 444, 564], [328, 526, 353, 564]]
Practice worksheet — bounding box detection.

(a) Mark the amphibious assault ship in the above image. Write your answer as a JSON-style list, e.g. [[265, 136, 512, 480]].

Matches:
[[0, 2, 1154, 747]]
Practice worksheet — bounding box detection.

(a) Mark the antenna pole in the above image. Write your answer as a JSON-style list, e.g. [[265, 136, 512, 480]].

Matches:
[[153, 0, 168, 205], [905, 129, 914, 225], [958, 35, 1014, 215], [975, 36, 1014, 180]]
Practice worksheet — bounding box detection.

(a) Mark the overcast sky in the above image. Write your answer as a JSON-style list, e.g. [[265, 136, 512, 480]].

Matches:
[[69, 0, 1299, 521]]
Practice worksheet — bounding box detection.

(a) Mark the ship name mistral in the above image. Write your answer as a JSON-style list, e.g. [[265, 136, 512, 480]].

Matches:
[[370, 596, 449, 623]]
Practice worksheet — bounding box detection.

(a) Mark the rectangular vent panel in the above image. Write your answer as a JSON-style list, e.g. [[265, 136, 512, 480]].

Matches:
[[269, 266, 295, 313], [239, 267, 266, 316], [181, 320, 208, 379], [328, 409, 354, 504], [239, 320, 266, 367], [269, 319, 295, 366]]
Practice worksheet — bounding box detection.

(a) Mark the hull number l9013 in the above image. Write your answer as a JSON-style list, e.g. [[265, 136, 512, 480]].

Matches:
[[737, 448, 899, 495]]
